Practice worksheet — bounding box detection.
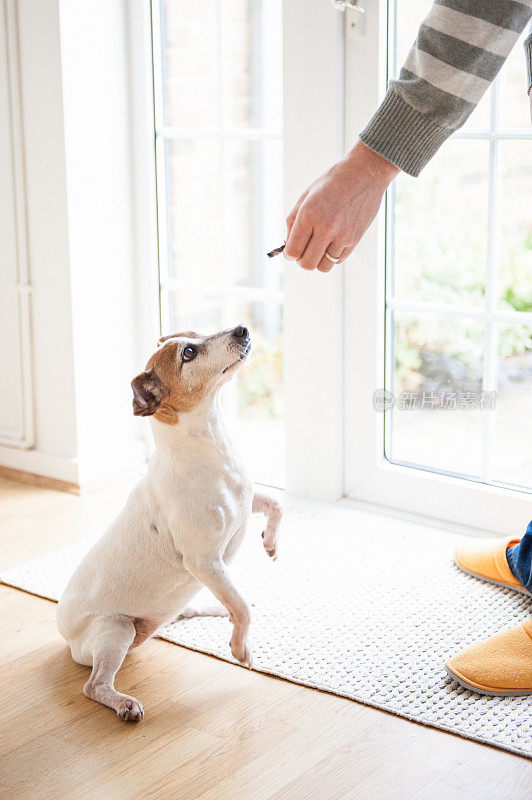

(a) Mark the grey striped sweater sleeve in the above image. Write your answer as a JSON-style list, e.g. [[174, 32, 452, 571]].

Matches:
[[360, 0, 532, 177]]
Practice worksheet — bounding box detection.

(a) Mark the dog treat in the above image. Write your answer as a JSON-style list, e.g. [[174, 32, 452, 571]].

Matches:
[[267, 244, 285, 258]]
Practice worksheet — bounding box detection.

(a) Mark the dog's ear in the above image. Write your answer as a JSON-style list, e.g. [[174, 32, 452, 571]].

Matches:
[[131, 370, 164, 417]]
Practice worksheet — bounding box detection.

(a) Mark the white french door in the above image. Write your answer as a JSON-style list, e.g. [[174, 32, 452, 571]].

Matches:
[[344, 0, 532, 534], [149, 0, 348, 499]]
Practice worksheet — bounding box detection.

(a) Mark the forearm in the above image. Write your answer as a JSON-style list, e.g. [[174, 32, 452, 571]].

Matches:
[[360, 0, 532, 176]]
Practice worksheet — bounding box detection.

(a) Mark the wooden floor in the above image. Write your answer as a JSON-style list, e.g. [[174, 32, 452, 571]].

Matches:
[[0, 477, 530, 800]]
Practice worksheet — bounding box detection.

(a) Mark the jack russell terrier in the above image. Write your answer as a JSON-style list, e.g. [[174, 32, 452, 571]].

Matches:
[[57, 325, 282, 721]]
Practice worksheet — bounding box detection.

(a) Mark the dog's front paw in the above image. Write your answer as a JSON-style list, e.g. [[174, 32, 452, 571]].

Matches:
[[261, 530, 278, 560], [116, 696, 145, 722], [230, 633, 253, 669]]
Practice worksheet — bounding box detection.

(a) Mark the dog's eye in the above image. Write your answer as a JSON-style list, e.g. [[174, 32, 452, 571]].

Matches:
[[182, 346, 197, 362]]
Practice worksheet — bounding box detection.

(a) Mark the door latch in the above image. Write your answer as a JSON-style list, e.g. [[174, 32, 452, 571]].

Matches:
[[333, 0, 365, 15], [333, 0, 366, 38]]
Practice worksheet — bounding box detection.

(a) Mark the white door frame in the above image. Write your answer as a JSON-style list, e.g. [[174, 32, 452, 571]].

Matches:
[[343, 0, 532, 535], [127, 0, 161, 361], [0, 0, 34, 450], [283, 0, 346, 502]]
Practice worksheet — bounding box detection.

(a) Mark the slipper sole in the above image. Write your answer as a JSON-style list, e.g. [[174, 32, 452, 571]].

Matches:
[[455, 562, 531, 597], [444, 664, 532, 697]]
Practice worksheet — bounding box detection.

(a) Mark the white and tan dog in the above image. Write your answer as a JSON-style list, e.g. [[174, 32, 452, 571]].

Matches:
[[57, 325, 282, 721]]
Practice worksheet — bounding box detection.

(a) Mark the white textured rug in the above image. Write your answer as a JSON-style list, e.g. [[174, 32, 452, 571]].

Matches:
[[2, 507, 531, 758]]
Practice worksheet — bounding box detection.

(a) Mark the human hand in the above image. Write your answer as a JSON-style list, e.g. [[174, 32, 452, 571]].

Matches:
[[284, 141, 399, 272]]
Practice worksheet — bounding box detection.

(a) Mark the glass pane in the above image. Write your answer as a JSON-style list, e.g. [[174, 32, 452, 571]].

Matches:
[[499, 27, 532, 130], [166, 289, 224, 334], [462, 88, 492, 131], [160, 0, 283, 131], [392, 139, 489, 306], [228, 299, 285, 487], [227, 138, 284, 290], [165, 138, 283, 291], [160, 0, 220, 128], [497, 141, 532, 313], [221, 0, 283, 130], [165, 139, 223, 286], [386, 312, 485, 477], [494, 323, 532, 489], [394, 0, 433, 70]]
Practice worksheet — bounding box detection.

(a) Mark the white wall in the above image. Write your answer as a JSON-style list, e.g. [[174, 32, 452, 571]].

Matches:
[[58, 0, 144, 485], [0, 0, 149, 486]]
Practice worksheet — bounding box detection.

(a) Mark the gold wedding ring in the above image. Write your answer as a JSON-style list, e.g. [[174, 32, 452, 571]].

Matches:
[[324, 251, 340, 263]]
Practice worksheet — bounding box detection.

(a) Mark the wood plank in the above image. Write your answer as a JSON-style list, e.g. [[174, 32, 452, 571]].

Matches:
[[0, 466, 79, 495]]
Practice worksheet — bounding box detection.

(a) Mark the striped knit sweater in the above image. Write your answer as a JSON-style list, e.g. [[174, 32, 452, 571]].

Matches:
[[360, 0, 532, 176]]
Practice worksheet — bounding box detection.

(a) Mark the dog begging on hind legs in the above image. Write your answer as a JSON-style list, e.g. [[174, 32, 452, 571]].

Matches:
[[57, 326, 282, 721]]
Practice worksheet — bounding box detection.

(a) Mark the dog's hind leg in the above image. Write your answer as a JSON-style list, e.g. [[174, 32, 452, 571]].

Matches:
[[82, 615, 144, 721]]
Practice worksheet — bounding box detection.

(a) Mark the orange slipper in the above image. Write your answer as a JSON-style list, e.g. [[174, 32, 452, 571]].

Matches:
[[454, 536, 528, 595], [445, 620, 532, 696]]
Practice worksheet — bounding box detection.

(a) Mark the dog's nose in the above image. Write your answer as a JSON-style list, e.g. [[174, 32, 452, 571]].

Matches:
[[233, 325, 249, 341]]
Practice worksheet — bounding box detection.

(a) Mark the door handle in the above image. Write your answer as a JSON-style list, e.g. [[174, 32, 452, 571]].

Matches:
[[333, 0, 365, 16]]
